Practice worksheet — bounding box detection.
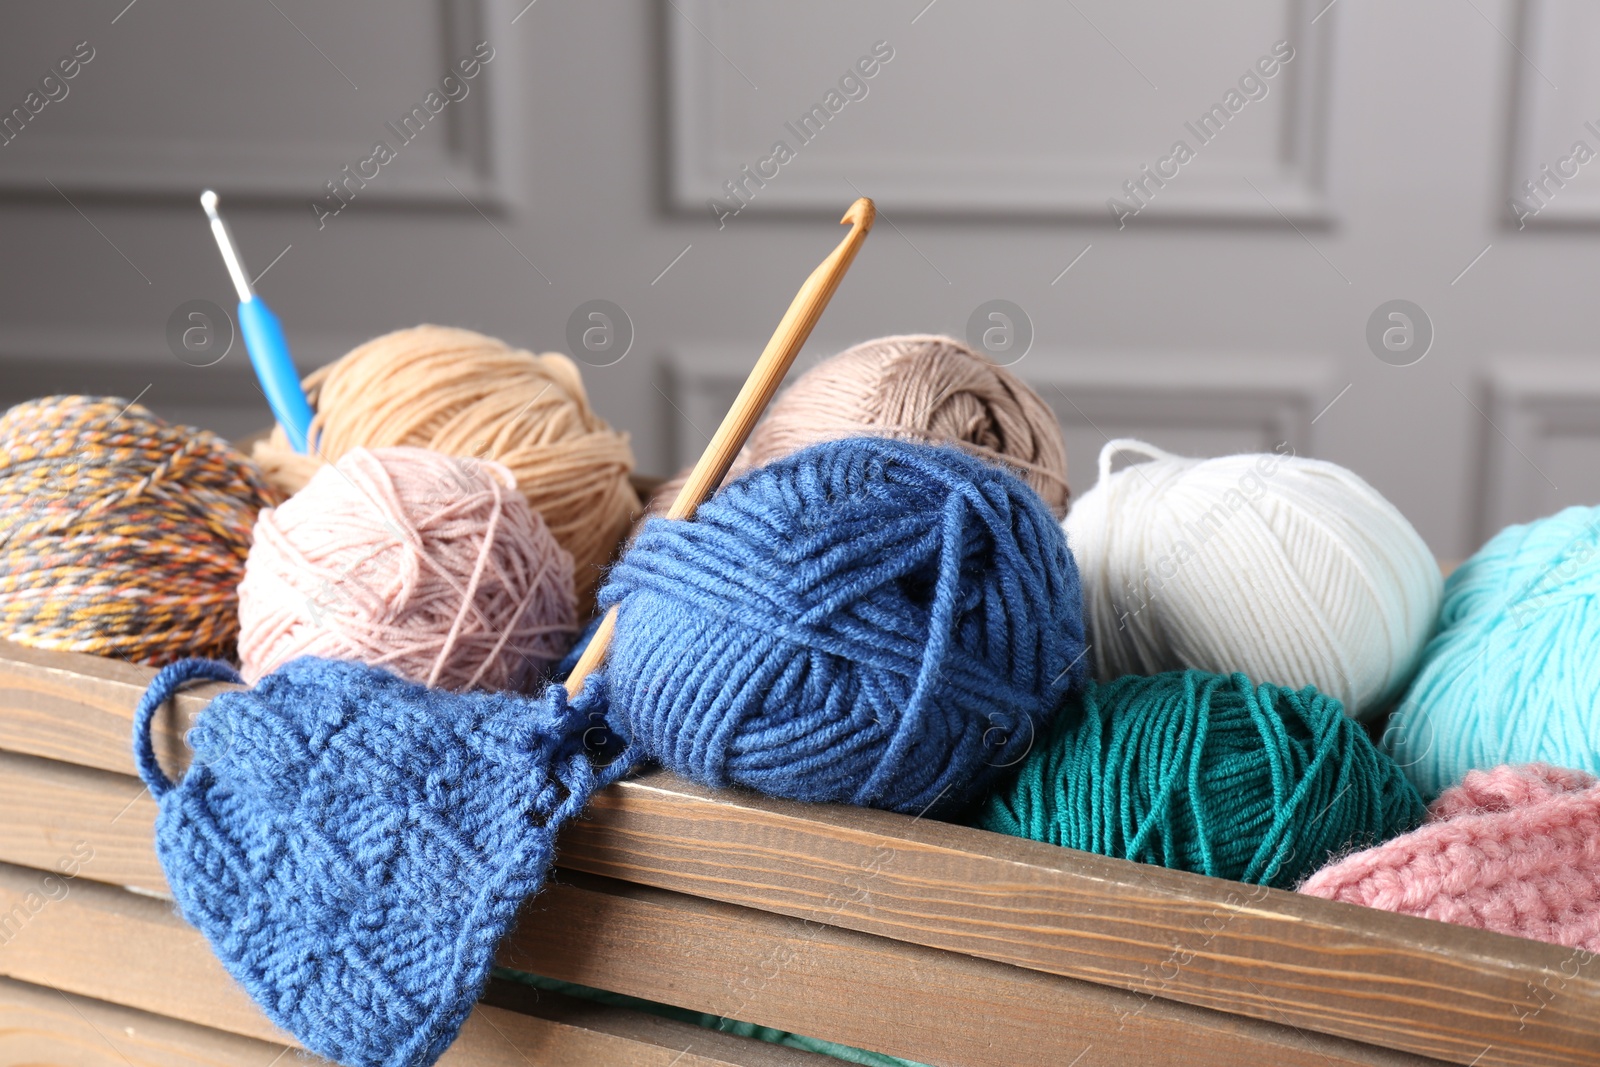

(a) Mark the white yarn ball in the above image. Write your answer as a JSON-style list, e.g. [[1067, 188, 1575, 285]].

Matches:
[[1063, 439, 1441, 720]]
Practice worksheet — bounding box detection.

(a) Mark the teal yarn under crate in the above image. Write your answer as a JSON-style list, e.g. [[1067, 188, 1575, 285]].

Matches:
[[1385, 505, 1600, 798], [978, 670, 1425, 888], [494, 970, 927, 1067]]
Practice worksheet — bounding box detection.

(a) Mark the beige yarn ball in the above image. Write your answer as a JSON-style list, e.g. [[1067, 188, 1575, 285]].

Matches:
[[253, 325, 638, 605], [647, 334, 1070, 518]]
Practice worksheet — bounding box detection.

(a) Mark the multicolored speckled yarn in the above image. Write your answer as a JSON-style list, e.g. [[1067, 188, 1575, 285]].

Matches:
[[0, 395, 281, 664]]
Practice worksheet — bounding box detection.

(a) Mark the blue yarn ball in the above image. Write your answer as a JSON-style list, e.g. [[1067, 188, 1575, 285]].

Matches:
[[600, 436, 1089, 816], [1385, 505, 1600, 797]]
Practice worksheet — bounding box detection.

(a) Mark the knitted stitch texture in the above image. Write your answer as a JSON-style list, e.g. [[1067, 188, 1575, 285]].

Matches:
[[1300, 763, 1600, 952], [134, 656, 627, 1067], [602, 436, 1089, 817]]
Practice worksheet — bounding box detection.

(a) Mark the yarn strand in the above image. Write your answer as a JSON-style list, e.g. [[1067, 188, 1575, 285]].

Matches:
[[606, 436, 1090, 816], [979, 670, 1425, 888], [252, 326, 637, 605], [132, 658, 243, 799], [238, 446, 577, 692], [0, 396, 282, 664]]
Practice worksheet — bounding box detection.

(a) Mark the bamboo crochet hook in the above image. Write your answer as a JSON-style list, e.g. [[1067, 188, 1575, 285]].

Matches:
[[565, 197, 876, 697]]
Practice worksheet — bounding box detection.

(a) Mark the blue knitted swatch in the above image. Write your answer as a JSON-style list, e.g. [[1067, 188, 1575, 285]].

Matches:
[[601, 436, 1089, 817], [133, 657, 627, 1067]]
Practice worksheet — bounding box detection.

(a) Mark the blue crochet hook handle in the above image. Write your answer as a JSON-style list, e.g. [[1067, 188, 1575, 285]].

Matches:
[[236, 297, 314, 453], [201, 190, 315, 453], [563, 197, 876, 698]]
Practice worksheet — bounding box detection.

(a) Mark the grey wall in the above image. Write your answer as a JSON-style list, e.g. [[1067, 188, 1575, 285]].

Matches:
[[4, 0, 1600, 560]]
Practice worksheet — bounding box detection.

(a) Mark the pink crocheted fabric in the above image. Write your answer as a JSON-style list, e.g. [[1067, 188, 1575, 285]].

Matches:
[[1299, 764, 1600, 952]]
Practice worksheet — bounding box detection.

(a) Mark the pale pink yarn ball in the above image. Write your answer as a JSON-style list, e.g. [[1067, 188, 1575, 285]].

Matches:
[[1300, 764, 1600, 953], [237, 445, 576, 691]]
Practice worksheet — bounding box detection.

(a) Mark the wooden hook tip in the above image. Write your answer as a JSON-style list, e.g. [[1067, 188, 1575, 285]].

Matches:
[[841, 197, 875, 232]]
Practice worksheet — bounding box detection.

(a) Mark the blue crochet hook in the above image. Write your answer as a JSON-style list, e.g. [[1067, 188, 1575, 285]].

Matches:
[[200, 190, 314, 453]]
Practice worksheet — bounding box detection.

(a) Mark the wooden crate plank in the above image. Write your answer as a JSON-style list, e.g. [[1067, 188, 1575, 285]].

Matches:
[[467, 983, 839, 1067], [509, 872, 1445, 1067], [558, 775, 1600, 1067], [0, 975, 319, 1067], [0, 975, 824, 1067], [0, 748, 164, 894], [2, 644, 1596, 1065], [0, 857, 284, 1044], [0, 753, 1443, 1067], [0, 640, 215, 779], [0, 866, 832, 1067]]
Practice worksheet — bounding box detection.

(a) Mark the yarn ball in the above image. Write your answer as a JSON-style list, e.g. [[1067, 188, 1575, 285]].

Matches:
[[1065, 439, 1441, 721], [252, 325, 637, 604], [647, 334, 1070, 521], [133, 656, 628, 1067], [603, 435, 1089, 818], [1384, 505, 1600, 797], [238, 446, 576, 691], [978, 670, 1426, 888], [1301, 763, 1600, 953], [0, 395, 282, 664]]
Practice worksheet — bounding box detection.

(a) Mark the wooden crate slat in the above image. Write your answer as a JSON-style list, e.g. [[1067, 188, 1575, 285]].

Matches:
[[0, 975, 319, 1067], [0, 753, 1438, 1067], [0, 640, 216, 779], [0, 856, 285, 1043], [0, 863, 836, 1067], [559, 777, 1600, 1067], [467, 982, 841, 1067], [0, 748, 165, 894], [513, 872, 1447, 1067], [2, 643, 1596, 1066]]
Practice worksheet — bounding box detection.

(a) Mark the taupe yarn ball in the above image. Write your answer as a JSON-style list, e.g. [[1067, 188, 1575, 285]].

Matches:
[[648, 334, 1069, 518], [253, 325, 637, 605]]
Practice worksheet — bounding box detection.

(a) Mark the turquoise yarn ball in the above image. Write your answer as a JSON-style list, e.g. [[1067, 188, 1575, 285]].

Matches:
[[1384, 505, 1600, 798], [977, 670, 1425, 888]]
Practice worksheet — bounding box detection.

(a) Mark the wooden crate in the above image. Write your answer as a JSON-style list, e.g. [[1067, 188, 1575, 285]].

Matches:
[[1, 640, 1597, 1067]]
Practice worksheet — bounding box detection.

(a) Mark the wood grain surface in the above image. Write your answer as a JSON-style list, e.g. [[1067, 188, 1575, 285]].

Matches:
[[0, 862, 829, 1067], [557, 779, 1600, 1067], [0, 749, 1444, 1067], [0, 640, 218, 780], [2, 643, 1597, 1067], [0, 976, 318, 1067], [515, 872, 1448, 1067]]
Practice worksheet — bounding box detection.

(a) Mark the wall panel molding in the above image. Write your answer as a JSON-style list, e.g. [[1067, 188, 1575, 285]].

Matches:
[[1480, 356, 1600, 536], [0, 325, 370, 443], [0, 0, 514, 209], [1504, 0, 1600, 227], [667, 0, 1334, 220]]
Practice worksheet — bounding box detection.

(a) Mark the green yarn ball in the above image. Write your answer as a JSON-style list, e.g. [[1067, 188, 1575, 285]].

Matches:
[[977, 670, 1425, 888]]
